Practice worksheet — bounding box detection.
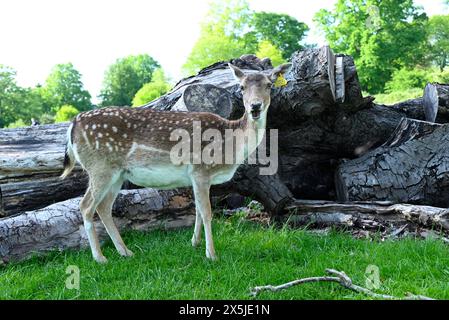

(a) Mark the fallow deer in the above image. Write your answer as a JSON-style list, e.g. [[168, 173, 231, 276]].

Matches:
[[61, 63, 291, 263]]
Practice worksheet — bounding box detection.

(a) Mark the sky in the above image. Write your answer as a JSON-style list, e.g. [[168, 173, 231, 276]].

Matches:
[[0, 0, 447, 103]]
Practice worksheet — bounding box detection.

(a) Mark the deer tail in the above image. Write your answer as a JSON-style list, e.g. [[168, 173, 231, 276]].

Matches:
[[61, 121, 76, 179]]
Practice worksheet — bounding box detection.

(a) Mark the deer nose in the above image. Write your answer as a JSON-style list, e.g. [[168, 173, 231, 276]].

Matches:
[[251, 103, 262, 111]]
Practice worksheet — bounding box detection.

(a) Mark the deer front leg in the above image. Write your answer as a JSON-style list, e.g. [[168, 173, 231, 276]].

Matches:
[[191, 174, 217, 261]]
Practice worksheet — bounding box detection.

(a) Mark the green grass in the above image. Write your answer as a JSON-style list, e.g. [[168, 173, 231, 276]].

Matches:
[[373, 88, 423, 105], [1, 217, 449, 300]]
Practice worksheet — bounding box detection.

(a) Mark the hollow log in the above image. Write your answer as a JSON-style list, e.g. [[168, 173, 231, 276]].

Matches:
[[336, 118, 449, 207], [0, 188, 194, 263]]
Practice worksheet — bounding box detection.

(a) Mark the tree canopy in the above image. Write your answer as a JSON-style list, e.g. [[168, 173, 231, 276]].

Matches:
[[315, 0, 428, 93], [183, 0, 308, 75], [0, 65, 44, 128], [39, 63, 92, 113], [428, 15, 449, 71], [54, 105, 80, 123], [99, 54, 160, 107], [250, 12, 309, 59], [132, 69, 171, 107]]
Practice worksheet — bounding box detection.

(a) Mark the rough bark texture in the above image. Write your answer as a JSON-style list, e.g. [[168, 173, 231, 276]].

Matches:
[[336, 118, 449, 207], [1, 47, 449, 216], [285, 200, 449, 235], [0, 188, 194, 263], [0, 123, 84, 216]]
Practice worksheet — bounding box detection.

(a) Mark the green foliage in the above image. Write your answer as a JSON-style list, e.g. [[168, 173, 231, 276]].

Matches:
[[1, 219, 449, 299], [7, 118, 27, 128], [251, 12, 309, 59], [132, 69, 171, 106], [99, 54, 160, 107], [428, 15, 449, 71], [183, 0, 308, 75], [385, 68, 431, 93], [39, 113, 55, 125], [39, 63, 92, 113], [315, 0, 428, 93], [0, 65, 45, 128], [256, 40, 285, 67], [183, 0, 253, 75], [374, 88, 423, 105], [54, 105, 80, 123]]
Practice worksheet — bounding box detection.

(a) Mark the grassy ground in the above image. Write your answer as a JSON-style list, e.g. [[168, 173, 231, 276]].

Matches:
[[372, 88, 423, 105], [1, 216, 449, 300]]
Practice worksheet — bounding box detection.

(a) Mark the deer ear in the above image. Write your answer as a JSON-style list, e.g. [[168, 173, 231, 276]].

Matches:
[[269, 63, 292, 82], [228, 63, 245, 82]]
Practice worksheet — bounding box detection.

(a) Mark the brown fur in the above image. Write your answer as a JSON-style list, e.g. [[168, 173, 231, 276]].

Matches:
[[61, 63, 292, 263]]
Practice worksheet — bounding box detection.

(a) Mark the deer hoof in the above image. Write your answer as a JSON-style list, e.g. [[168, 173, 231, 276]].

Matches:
[[94, 255, 108, 264], [191, 237, 201, 247], [206, 251, 218, 261], [120, 248, 134, 257]]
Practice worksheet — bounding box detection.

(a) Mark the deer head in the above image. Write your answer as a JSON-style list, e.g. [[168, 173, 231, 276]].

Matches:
[[229, 63, 292, 121]]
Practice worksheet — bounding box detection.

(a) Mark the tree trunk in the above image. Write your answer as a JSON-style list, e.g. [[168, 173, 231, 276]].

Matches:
[[0, 188, 194, 263], [336, 118, 449, 207]]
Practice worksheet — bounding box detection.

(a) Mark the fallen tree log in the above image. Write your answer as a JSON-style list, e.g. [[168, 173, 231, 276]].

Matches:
[[1, 47, 448, 215], [285, 200, 449, 234], [336, 118, 449, 207], [0, 188, 194, 263]]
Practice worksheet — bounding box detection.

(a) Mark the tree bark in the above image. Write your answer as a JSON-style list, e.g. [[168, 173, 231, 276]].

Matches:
[[336, 118, 449, 207], [0, 188, 194, 263], [285, 200, 449, 235], [1, 47, 448, 215]]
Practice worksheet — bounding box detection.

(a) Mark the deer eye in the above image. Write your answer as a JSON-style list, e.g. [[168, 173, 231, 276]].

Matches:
[[240, 85, 245, 92], [266, 83, 273, 89]]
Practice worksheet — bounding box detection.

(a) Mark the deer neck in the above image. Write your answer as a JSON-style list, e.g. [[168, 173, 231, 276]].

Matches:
[[228, 110, 268, 161]]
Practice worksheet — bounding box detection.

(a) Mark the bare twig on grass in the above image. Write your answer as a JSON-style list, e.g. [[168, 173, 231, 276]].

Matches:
[[250, 269, 435, 300]]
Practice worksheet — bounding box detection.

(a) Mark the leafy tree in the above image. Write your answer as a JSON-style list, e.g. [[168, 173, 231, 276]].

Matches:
[[54, 105, 80, 123], [251, 12, 309, 59], [428, 15, 449, 71], [315, 0, 428, 93], [40, 63, 92, 113], [183, 0, 309, 75], [39, 113, 55, 125], [132, 69, 171, 106], [183, 0, 252, 75], [0, 65, 44, 128], [7, 119, 26, 128], [385, 67, 430, 92], [256, 40, 285, 66], [99, 54, 160, 107]]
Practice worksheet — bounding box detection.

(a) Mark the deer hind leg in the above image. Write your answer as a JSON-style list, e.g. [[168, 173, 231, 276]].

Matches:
[[191, 207, 203, 247], [96, 179, 134, 258], [191, 173, 217, 260], [80, 172, 121, 263]]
